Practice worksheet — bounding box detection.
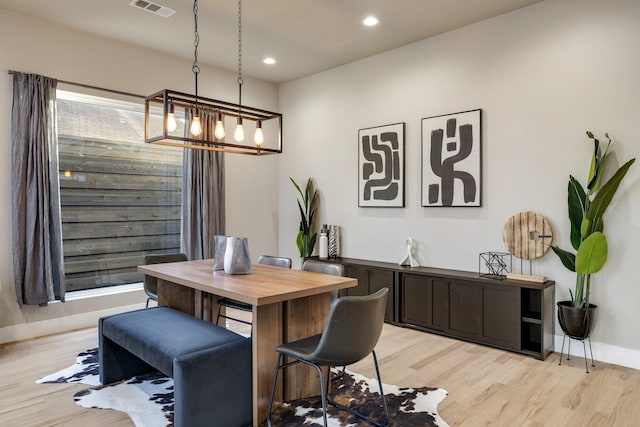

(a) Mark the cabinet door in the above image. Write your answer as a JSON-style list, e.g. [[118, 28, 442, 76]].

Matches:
[[449, 281, 483, 338], [483, 285, 520, 348], [401, 274, 432, 328], [369, 269, 394, 322], [344, 265, 369, 296], [431, 279, 449, 331]]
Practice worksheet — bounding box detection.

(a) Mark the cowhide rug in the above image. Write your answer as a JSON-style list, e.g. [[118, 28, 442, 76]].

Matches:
[[38, 348, 449, 427]]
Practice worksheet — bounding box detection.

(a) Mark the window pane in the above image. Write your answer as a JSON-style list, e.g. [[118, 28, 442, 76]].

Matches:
[[57, 90, 183, 292]]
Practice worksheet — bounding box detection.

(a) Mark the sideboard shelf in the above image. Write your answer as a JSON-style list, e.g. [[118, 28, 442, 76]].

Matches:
[[313, 256, 555, 360]]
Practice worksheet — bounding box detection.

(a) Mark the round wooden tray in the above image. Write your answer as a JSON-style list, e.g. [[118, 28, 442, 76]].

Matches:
[[503, 211, 553, 260]]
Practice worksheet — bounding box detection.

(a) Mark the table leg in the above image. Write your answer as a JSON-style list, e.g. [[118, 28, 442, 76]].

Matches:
[[252, 302, 282, 426], [157, 279, 195, 315], [283, 293, 331, 400]]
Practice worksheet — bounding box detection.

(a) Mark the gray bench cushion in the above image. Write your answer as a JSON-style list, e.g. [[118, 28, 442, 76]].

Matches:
[[100, 306, 246, 377]]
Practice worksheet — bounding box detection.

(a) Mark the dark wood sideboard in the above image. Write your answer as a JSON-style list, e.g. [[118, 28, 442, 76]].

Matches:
[[312, 257, 555, 360]]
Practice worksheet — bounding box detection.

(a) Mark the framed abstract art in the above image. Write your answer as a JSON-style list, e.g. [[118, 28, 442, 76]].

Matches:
[[421, 109, 481, 207], [358, 122, 405, 207]]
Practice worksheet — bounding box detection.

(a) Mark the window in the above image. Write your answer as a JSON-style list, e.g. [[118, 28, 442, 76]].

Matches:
[[57, 90, 183, 292]]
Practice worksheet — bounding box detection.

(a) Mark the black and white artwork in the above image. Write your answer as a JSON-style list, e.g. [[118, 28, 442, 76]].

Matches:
[[358, 123, 405, 207], [421, 109, 481, 207]]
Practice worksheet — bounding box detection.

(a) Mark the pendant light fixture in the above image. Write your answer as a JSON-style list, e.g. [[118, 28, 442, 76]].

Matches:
[[144, 0, 282, 155], [235, 0, 244, 143], [189, 0, 202, 137]]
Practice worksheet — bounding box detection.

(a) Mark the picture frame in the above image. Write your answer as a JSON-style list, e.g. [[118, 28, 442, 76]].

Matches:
[[358, 122, 405, 207], [421, 109, 481, 207]]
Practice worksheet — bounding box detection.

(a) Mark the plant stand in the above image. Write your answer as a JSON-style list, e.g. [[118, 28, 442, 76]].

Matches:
[[558, 333, 596, 373]]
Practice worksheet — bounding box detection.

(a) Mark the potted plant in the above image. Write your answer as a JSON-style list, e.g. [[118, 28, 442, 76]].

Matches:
[[551, 131, 635, 338], [290, 177, 318, 258]]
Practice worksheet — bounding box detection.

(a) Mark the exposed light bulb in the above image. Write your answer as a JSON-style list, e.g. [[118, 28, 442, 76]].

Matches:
[[214, 111, 226, 140], [190, 113, 202, 136], [167, 114, 177, 132], [234, 116, 245, 142], [254, 120, 264, 146], [167, 103, 177, 132]]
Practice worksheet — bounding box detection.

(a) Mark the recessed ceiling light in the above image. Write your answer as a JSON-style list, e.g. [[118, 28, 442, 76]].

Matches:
[[263, 57, 277, 65], [362, 16, 379, 27]]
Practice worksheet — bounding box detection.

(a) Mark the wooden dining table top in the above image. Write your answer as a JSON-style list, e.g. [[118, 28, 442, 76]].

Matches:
[[138, 258, 357, 306]]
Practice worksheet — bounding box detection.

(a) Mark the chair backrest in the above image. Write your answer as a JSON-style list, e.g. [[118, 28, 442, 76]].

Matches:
[[301, 259, 344, 277], [302, 260, 345, 304], [309, 288, 388, 366], [143, 253, 188, 296], [258, 255, 292, 269]]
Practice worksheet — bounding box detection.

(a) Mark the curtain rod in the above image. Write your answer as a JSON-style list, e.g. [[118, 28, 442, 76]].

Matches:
[[7, 70, 145, 99]]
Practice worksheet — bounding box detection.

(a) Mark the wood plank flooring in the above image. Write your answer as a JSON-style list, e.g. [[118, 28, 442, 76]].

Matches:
[[1, 319, 639, 426]]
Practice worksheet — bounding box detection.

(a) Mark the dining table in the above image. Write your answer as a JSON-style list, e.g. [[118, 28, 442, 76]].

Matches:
[[137, 258, 357, 426]]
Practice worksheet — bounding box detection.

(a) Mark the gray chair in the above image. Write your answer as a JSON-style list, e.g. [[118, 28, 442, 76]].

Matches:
[[267, 288, 389, 427], [259, 255, 293, 269], [216, 255, 292, 329], [143, 253, 188, 308], [301, 259, 344, 277], [302, 259, 345, 304], [302, 259, 347, 378]]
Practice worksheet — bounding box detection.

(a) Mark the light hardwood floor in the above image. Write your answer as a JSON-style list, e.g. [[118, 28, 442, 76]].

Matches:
[[1, 317, 639, 426]]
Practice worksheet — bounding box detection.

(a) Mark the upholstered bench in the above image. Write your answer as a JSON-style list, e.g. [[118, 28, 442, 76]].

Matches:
[[99, 306, 252, 427]]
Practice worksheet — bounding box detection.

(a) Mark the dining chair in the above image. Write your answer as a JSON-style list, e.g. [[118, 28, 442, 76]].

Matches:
[[301, 259, 344, 303], [143, 253, 188, 308], [301, 259, 348, 378], [216, 255, 292, 330], [266, 288, 389, 427], [258, 255, 293, 269], [301, 259, 344, 277]]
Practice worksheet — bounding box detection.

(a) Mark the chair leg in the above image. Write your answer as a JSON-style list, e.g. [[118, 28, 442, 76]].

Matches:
[[216, 306, 253, 333], [313, 363, 329, 427], [326, 351, 389, 427], [332, 365, 346, 381], [267, 355, 326, 427], [372, 350, 389, 427], [215, 305, 223, 326], [145, 298, 150, 308]]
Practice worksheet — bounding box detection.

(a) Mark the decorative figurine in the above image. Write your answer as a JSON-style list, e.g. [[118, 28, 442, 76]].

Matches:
[[399, 237, 419, 267]]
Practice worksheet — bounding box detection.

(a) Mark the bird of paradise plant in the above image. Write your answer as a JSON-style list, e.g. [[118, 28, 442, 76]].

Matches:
[[551, 131, 635, 309]]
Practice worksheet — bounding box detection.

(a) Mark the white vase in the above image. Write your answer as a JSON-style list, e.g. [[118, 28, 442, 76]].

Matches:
[[213, 235, 227, 271], [223, 237, 252, 275]]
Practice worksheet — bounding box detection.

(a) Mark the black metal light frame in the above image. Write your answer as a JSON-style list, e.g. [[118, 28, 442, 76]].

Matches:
[[144, 89, 282, 156]]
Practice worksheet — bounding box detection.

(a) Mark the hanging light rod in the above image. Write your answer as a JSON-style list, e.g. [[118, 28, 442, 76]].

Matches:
[[144, 89, 282, 155], [144, 0, 282, 156]]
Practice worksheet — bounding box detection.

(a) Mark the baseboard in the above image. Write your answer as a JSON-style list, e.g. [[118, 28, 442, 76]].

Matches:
[[554, 334, 640, 370], [0, 304, 144, 345]]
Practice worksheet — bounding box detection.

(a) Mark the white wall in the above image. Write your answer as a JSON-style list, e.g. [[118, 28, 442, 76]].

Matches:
[[279, 0, 640, 368], [0, 8, 280, 341]]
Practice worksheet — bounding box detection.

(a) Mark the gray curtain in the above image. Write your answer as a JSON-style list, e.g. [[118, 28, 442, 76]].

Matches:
[[181, 109, 225, 260], [11, 72, 65, 305]]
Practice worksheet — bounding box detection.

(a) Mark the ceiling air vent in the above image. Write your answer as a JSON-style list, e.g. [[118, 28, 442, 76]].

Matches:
[[129, 0, 176, 18]]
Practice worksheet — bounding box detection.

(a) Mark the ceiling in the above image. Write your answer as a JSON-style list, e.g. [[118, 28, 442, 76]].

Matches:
[[0, 0, 542, 83]]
